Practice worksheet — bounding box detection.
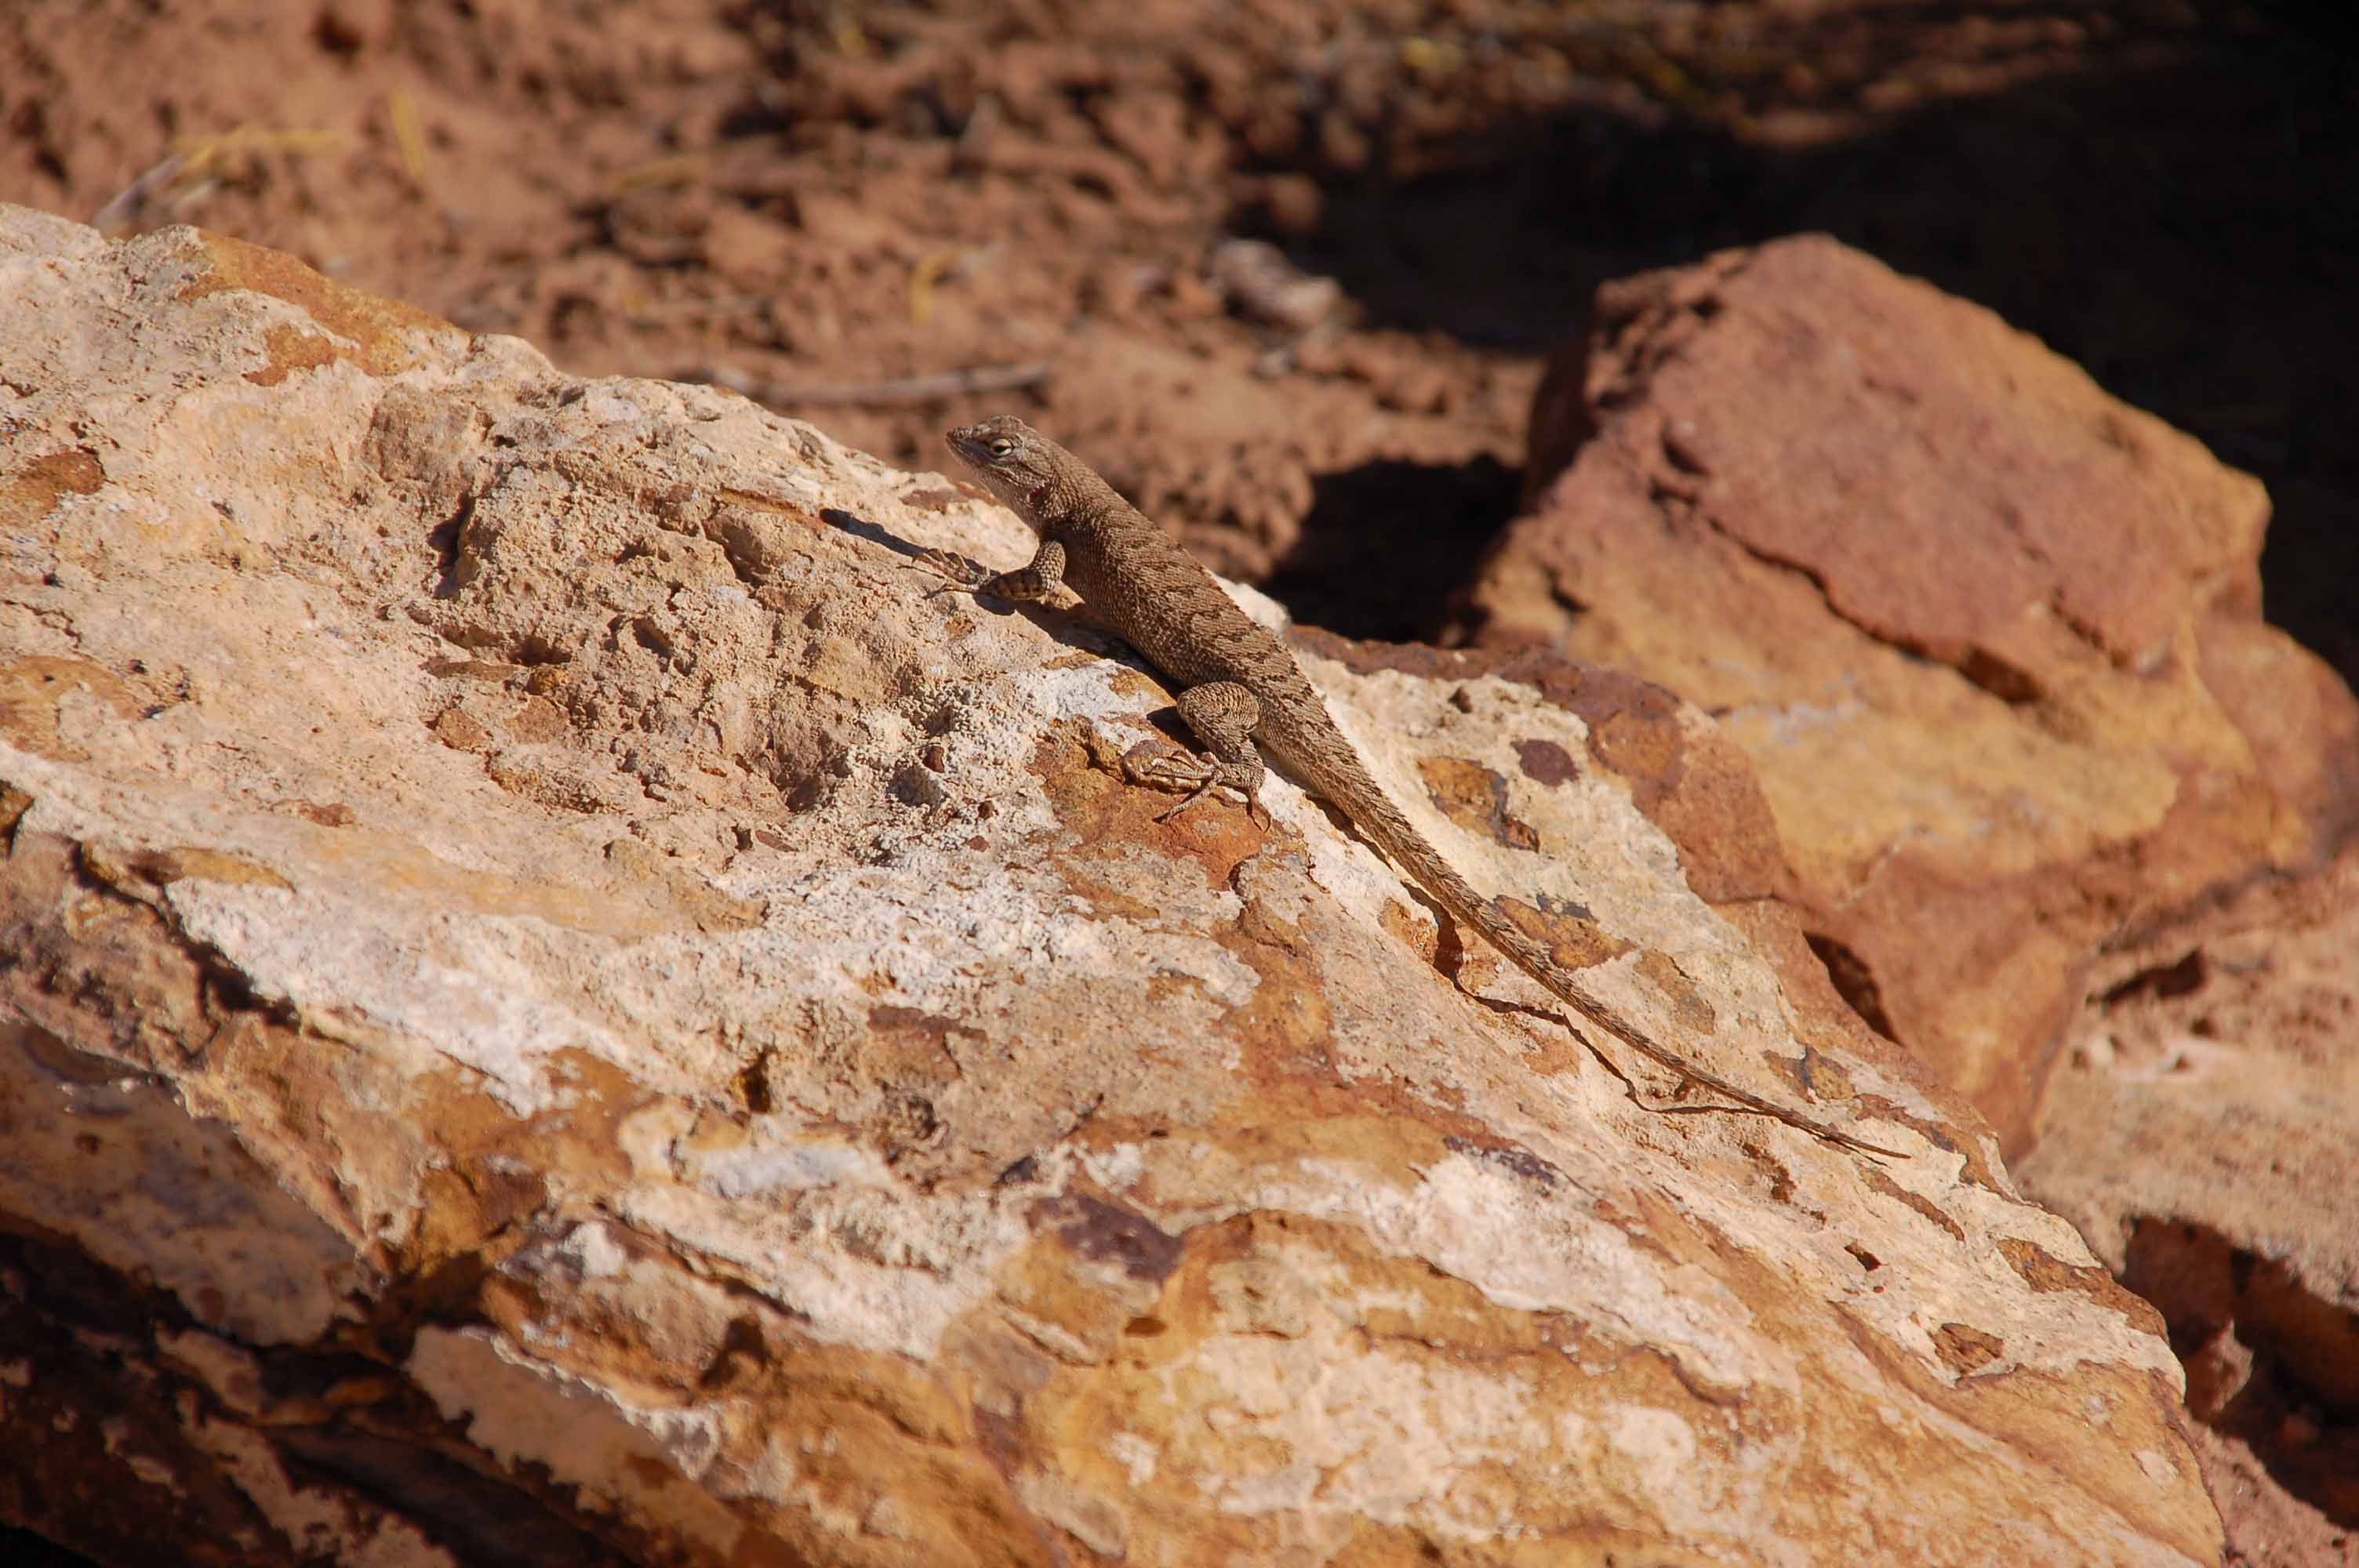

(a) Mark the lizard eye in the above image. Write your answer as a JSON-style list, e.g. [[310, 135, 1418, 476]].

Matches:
[[987, 437, 1017, 458]]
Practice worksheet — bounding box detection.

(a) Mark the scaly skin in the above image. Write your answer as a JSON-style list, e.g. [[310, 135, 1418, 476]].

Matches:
[[940, 414, 1903, 1159]]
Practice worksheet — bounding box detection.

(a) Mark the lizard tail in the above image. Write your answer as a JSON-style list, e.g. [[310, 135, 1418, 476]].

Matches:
[[1289, 741, 1906, 1160], [1447, 878, 1906, 1159]]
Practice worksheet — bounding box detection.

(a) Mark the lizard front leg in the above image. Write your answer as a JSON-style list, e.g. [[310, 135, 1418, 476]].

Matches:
[[1124, 681, 1268, 824], [918, 539, 1068, 604]]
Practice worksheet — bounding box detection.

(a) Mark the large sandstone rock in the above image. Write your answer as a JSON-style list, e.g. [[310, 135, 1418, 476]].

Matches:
[[0, 206, 2222, 1565], [1463, 236, 2359, 1147]]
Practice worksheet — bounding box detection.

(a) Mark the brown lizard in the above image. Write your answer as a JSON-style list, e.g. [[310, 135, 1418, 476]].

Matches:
[[935, 414, 1904, 1160]]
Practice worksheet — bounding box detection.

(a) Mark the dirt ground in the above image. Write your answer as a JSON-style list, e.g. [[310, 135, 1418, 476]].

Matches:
[[2, 2, 2354, 1561]]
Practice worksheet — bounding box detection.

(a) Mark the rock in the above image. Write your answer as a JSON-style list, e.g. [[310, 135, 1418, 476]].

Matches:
[[1463, 235, 2359, 1148], [1209, 238, 1343, 332], [2019, 838, 2359, 1561], [0, 205, 2223, 1566]]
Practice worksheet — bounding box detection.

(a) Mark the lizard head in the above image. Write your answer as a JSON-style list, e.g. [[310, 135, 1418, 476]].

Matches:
[[944, 415, 1063, 521]]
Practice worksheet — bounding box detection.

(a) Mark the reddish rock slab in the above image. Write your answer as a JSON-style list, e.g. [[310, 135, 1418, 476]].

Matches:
[[1463, 234, 2359, 1146]]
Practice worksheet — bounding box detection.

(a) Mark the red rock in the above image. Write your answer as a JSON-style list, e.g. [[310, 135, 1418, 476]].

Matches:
[[1463, 235, 2359, 1147]]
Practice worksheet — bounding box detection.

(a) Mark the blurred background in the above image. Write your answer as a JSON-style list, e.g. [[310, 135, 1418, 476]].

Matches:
[[3, 0, 2349, 682]]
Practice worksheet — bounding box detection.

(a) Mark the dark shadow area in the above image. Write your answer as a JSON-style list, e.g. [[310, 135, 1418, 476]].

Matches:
[[1272, 8, 2358, 682], [819, 505, 937, 564], [1266, 456, 1521, 643], [0, 1219, 642, 1568], [1804, 932, 1903, 1044], [0, 1528, 100, 1567], [271, 1427, 643, 1568], [2124, 1217, 2359, 1529]]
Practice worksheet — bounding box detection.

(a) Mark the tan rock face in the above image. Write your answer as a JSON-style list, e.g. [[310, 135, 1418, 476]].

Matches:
[[2020, 839, 2359, 1558], [1464, 236, 2359, 1146], [0, 206, 2222, 1566]]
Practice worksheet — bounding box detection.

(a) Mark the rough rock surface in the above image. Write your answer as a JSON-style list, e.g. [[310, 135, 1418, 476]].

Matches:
[[2021, 840, 2359, 1566], [1461, 235, 2359, 1147], [0, 207, 2223, 1566]]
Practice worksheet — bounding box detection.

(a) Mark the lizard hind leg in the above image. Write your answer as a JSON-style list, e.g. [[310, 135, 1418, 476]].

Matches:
[[1123, 680, 1268, 824]]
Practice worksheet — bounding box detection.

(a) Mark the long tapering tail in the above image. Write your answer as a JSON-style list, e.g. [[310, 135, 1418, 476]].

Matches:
[[1281, 726, 1906, 1160]]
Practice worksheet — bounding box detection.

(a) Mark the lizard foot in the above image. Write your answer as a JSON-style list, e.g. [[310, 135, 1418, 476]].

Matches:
[[1121, 742, 1268, 826], [910, 547, 992, 597]]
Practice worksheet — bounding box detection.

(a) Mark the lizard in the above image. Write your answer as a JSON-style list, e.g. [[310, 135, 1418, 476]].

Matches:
[[931, 414, 1905, 1160]]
